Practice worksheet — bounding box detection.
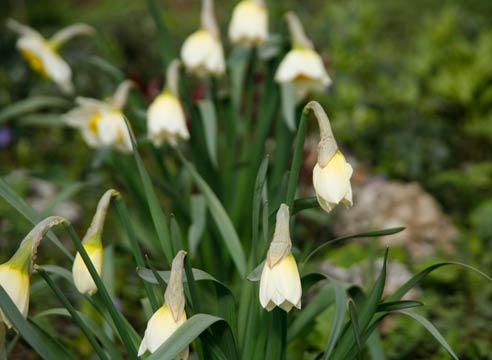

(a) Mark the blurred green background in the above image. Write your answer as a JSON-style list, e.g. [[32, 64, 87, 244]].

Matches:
[[1, 0, 492, 358]]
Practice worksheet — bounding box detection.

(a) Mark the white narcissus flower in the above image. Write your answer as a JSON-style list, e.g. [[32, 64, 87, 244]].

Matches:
[[308, 101, 353, 213], [139, 251, 189, 358], [7, 19, 94, 94], [72, 190, 117, 295], [63, 81, 133, 152], [275, 12, 332, 100], [0, 217, 65, 328], [259, 204, 302, 312], [147, 60, 190, 147], [181, 0, 225, 76], [228, 0, 268, 46]]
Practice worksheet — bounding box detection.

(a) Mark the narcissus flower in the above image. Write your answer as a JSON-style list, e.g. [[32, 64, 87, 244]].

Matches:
[[7, 19, 93, 94], [181, 0, 225, 76], [0, 217, 65, 328], [308, 102, 353, 213], [228, 0, 268, 46], [139, 251, 189, 358], [259, 204, 302, 312], [72, 190, 117, 295], [275, 12, 331, 100], [63, 81, 133, 152], [147, 60, 189, 147]]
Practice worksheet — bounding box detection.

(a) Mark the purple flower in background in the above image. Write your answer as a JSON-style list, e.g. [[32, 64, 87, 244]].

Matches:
[[0, 127, 13, 148]]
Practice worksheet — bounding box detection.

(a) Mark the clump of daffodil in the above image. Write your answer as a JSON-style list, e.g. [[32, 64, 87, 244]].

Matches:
[[139, 250, 189, 358], [228, 0, 268, 46], [63, 80, 133, 152], [7, 19, 94, 94], [259, 204, 302, 312], [181, 0, 225, 77], [0, 217, 65, 328], [275, 12, 332, 101], [147, 59, 190, 147], [72, 190, 117, 295], [308, 101, 353, 213]]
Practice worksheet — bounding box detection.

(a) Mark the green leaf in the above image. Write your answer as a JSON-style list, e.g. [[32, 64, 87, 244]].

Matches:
[[292, 196, 319, 214], [0, 286, 75, 360], [348, 301, 362, 354], [138, 267, 228, 288], [34, 308, 123, 360], [147, 314, 235, 360], [228, 46, 251, 111], [246, 261, 265, 282], [389, 261, 492, 301], [376, 300, 423, 313], [280, 83, 297, 131], [178, 153, 247, 277], [323, 282, 348, 359], [0, 96, 70, 124], [398, 310, 458, 360], [198, 100, 218, 167], [0, 178, 73, 261], [36, 265, 72, 282], [251, 156, 269, 265], [301, 228, 405, 269], [188, 194, 207, 256]]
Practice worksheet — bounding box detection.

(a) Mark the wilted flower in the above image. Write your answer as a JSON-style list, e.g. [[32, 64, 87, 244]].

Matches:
[[228, 0, 268, 46], [275, 12, 331, 100], [138, 251, 189, 358], [181, 0, 225, 76], [72, 190, 117, 295], [7, 19, 94, 94], [63, 80, 133, 152], [308, 102, 353, 212], [259, 204, 302, 312], [147, 60, 189, 147], [0, 217, 65, 328]]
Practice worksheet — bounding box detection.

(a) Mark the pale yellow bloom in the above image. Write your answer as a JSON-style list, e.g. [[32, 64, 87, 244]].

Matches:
[[259, 204, 302, 312], [64, 81, 133, 152], [138, 251, 188, 358], [72, 240, 103, 295], [308, 101, 353, 213], [7, 19, 93, 94], [275, 12, 331, 100], [228, 0, 268, 45], [181, 0, 225, 76]]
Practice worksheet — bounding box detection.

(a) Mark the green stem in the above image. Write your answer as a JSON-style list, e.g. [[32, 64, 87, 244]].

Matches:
[[0, 322, 5, 360], [285, 105, 311, 210], [145, 0, 176, 67], [37, 269, 110, 360], [63, 223, 138, 359], [113, 197, 160, 311]]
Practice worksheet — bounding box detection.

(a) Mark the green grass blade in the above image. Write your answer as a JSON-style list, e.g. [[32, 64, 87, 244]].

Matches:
[[0, 96, 70, 124], [322, 282, 348, 359], [177, 151, 247, 277], [198, 100, 218, 167], [398, 310, 459, 360], [376, 300, 423, 313], [0, 286, 75, 360], [251, 156, 269, 266], [348, 301, 362, 355], [188, 194, 207, 256]]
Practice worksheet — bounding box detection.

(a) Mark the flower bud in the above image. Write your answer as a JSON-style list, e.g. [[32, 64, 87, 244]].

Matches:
[[72, 190, 117, 295], [259, 204, 302, 312], [228, 0, 268, 46], [138, 251, 188, 358]]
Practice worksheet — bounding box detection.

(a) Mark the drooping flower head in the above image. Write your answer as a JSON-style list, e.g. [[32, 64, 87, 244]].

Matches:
[[308, 102, 353, 213], [275, 12, 332, 101], [63, 80, 133, 152], [72, 190, 118, 295], [0, 217, 65, 328], [181, 0, 225, 77], [259, 204, 302, 312], [138, 250, 189, 358], [7, 19, 94, 94], [228, 0, 268, 46], [147, 59, 190, 147]]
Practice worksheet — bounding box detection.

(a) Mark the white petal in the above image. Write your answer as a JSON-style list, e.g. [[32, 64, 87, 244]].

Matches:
[[270, 254, 302, 309], [181, 30, 225, 76], [275, 48, 330, 87], [0, 265, 30, 327], [259, 263, 274, 309], [147, 94, 189, 147], [228, 1, 268, 45], [72, 244, 103, 295]]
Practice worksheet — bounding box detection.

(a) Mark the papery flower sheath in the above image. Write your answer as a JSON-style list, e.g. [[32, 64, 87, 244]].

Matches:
[[181, 0, 225, 76], [147, 60, 190, 147], [228, 0, 268, 46], [275, 12, 332, 100], [63, 80, 133, 152], [138, 251, 189, 358], [0, 217, 65, 328], [72, 190, 117, 295], [259, 204, 302, 312], [308, 102, 353, 213], [7, 19, 94, 94]]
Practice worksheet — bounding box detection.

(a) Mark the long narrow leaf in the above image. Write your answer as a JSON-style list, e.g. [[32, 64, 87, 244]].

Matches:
[[323, 282, 348, 359]]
